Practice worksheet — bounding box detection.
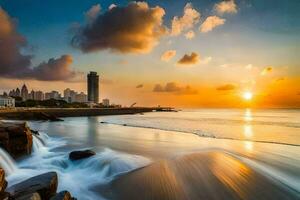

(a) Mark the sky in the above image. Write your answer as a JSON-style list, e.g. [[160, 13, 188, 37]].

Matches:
[[0, 0, 299, 108]]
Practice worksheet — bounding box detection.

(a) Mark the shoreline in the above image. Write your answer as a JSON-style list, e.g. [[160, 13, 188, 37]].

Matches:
[[0, 107, 174, 120]]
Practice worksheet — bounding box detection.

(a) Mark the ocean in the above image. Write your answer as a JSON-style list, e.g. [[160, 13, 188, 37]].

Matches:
[[2, 109, 300, 199]]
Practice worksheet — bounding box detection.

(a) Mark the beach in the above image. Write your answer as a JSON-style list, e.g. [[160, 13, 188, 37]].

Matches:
[[1, 109, 300, 199]]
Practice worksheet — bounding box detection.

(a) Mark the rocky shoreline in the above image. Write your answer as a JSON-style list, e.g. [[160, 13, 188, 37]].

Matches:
[[0, 121, 86, 200]]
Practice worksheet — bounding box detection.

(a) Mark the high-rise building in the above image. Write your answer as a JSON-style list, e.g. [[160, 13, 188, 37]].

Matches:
[[15, 88, 20, 97], [45, 91, 61, 100], [21, 84, 28, 101], [87, 71, 99, 103]]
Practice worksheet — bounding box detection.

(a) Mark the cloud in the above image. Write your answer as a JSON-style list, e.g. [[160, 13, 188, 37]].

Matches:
[[153, 82, 198, 95], [201, 56, 212, 64], [161, 50, 176, 62], [85, 4, 101, 23], [184, 30, 195, 39], [261, 66, 273, 75], [200, 16, 225, 33], [25, 55, 80, 81], [216, 84, 236, 91], [214, 0, 237, 15], [136, 84, 143, 88], [171, 3, 200, 36], [72, 2, 167, 54], [0, 7, 79, 81], [177, 52, 199, 65]]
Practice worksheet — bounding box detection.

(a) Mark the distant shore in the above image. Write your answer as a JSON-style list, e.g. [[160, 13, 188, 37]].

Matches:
[[0, 107, 175, 120]]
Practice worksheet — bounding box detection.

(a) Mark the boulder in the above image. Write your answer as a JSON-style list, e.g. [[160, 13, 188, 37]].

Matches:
[[69, 150, 96, 161], [7, 172, 58, 200], [0, 122, 33, 158], [0, 168, 7, 192], [50, 191, 76, 200], [15, 192, 41, 200]]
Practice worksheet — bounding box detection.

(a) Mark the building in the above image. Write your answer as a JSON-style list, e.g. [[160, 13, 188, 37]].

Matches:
[[34, 91, 45, 101], [29, 90, 35, 100], [45, 91, 61, 100], [102, 99, 110, 107], [21, 84, 28, 100], [0, 95, 15, 108], [75, 92, 87, 103], [63, 88, 77, 103], [15, 88, 21, 97], [87, 71, 99, 103]]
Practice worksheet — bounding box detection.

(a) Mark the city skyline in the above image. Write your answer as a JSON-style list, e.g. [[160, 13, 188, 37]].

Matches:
[[0, 0, 299, 108]]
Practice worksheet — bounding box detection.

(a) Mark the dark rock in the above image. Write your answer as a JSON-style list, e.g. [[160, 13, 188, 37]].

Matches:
[[0, 168, 7, 192], [0, 191, 11, 200], [0, 122, 33, 158], [30, 129, 39, 135], [69, 150, 96, 161], [50, 191, 77, 200], [15, 192, 41, 200], [7, 172, 58, 200]]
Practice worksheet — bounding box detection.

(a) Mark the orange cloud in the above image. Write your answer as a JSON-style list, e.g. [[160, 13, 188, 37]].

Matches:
[[216, 84, 236, 91], [214, 0, 237, 15], [161, 50, 176, 62], [72, 2, 167, 54], [171, 3, 200, 36], [261, 66, 273, 75], [200, 16, 225, 33], [153, 82, 198, 95], [184, 30, 195, 39], [177, 52, 200, 65]]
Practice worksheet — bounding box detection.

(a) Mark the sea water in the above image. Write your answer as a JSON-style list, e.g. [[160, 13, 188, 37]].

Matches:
[[1, 109, 299, 199]]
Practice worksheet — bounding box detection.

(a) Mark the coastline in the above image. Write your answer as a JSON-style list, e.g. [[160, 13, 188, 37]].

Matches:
[[0, 107, 174, 120]]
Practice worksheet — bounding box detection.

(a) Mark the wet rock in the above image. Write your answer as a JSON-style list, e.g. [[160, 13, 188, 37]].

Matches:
[[0, 168, 7, 192], [0, 122, 32, 158], [39, 112, 63, 122], [16, 192, 41, 200], [69, 150, 96, 161], [50, 191, 77, 200], [7, 172, 58, 200], [0, 191, 11, 200], [30, 129, 39, 135]]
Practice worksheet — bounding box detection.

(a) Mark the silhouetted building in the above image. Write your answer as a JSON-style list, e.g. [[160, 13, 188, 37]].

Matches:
[[21, 84, 28, 101], [34, 91, 45, 101], [87, 71, 99, 103], [102, 99, 110, 107], [15, 88, 20, 97]]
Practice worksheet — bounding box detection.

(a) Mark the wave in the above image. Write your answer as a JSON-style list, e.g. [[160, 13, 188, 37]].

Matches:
[[6, 132, 152, 200], [101, 121, 300, 147]]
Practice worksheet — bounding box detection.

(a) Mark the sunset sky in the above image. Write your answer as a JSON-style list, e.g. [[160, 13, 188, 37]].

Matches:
[[0, 0, 299, 108]]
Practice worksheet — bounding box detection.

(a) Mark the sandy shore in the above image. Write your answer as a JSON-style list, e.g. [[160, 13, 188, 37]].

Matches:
[[100, 151, 298, 200]]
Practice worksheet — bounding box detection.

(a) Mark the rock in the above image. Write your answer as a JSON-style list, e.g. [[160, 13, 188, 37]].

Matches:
[[69, 150, 96, 161], [0, 168, 7, 192], [0, 191, 11, 200], [0, 122, 32, 158], [50, 191, 77, 200], [30, 129, 39, 135], [15, 192, 41, 200], [7, 172, 58, 200]]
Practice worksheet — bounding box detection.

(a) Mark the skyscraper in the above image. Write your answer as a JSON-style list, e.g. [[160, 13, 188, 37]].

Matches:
[[87, 71, 99, 103], [21, 84, 28, 101]]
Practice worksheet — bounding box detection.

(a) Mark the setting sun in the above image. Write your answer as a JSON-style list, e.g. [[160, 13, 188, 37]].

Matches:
[[243, 92, 253, 100]]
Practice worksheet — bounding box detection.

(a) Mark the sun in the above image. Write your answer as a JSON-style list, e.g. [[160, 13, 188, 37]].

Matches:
[[243, 92, 253, 100]]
